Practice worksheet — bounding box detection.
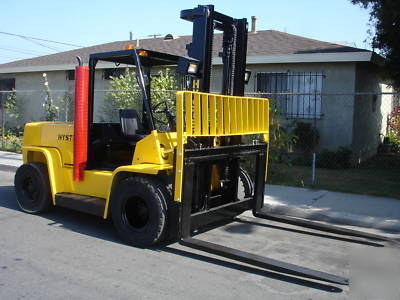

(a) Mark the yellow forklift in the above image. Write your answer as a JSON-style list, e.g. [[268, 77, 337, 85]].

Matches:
[[14, 5, 391, 286]]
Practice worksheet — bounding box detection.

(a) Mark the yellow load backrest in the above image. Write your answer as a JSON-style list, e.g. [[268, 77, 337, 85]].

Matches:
[[177, 91, 269, 137], [174, 91, 269, 202]]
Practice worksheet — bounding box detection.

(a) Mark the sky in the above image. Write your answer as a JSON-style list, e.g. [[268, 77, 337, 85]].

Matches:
[[0, 0, 372, 64]]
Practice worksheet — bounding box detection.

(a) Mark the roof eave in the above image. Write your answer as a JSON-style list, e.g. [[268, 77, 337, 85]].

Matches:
[[0, 61, 133, 74], [213, 51, 374, 65], [0, 64, 77, 74], [0, 51, 377, 74]]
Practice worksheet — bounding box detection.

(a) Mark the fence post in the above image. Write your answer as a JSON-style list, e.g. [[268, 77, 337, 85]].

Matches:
[[311, 152, 316, 185], [1, 104, 4, 149]]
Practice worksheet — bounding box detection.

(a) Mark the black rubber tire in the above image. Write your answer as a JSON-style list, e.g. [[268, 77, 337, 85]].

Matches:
[[238, 168, 254, 200], [111, 176, 169, 247], [14, 162, 52, 214]]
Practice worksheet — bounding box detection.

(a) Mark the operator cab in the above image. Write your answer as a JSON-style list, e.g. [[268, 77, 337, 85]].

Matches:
[[86, 48, 184, 170]]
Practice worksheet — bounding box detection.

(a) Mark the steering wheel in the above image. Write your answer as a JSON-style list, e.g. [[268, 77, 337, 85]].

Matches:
[[152, 99, 176, 130]]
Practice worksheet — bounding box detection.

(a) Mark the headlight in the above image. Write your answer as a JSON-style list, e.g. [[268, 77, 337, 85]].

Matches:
[[177, 57, 200, 76], [244, 69, 252, 84], [187, 63, 199, 75]]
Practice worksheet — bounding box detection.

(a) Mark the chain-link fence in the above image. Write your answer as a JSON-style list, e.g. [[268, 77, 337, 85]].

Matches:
[[1, 89, 399, 198], [248, 90, 400, 199]]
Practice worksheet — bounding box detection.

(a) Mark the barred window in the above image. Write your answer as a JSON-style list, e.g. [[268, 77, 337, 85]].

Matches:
[[256, 72, 324, 119]]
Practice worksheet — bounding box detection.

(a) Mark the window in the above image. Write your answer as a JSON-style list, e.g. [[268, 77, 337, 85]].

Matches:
[[256, 72, 324, 119], [0, 78, 15, 90], [103, 68, 125, 80], [0, 78, 15, 108], [66, 70, 75, 80]]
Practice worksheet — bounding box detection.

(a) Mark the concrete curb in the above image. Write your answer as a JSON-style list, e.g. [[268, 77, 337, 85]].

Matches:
[[263, 202, 400, 233], [0, 164, 18, 172]]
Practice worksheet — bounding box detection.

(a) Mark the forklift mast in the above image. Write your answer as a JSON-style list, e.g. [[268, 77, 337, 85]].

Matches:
[[181, 5, 248, 96]]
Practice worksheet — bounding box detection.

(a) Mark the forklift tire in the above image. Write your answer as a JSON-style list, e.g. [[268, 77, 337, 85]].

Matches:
[[238, 168, 254, 200], [111, 176, 169, 247], [14, 162, 52, 214]]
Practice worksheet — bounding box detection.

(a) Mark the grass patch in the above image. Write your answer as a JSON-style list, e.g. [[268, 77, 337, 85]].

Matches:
[[268, 155, 400, 199]]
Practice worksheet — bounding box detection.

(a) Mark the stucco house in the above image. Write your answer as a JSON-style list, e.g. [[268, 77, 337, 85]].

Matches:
[[0, 28, 396, 161]]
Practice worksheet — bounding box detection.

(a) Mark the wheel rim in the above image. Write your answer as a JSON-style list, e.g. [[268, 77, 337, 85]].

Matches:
[[20, 175, 41, 207], [123, 197, 150, 230]]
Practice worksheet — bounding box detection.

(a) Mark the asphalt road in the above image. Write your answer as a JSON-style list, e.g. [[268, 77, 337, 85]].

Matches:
[[1, 168, 400, 299]]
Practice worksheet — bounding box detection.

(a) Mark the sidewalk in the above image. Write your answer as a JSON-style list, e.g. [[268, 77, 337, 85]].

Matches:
[[0, 150, 22, 169], [1, 150, 400, 233], [263, 185, 400, 233]]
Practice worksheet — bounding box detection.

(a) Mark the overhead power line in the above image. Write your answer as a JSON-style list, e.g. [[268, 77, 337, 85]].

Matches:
[[21, 37, 61, 52], [0, 31, 84, 48], [0, 45, 50, 56], [0, 55, 26, 60]]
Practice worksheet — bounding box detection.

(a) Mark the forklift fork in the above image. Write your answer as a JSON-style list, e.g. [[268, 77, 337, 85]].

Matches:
[[253, 210, 395, 243], [177, 143, 355, 285]]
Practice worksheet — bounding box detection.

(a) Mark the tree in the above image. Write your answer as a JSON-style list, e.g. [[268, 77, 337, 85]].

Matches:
[[103, 68, 180, 123], [150, 68, 181, 103], [42, 73, 59, 121], [351, 0, 400, 88], [3, 90, 26, 136], [4, 90, 24, 124], [103, 68, 141, 122], [58, 91, 74, 122]]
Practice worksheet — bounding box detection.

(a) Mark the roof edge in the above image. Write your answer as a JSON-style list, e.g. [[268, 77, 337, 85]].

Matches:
[[0, 51, 376, 74], [0, 61, 127, 74], [215, 51, 374, 65]]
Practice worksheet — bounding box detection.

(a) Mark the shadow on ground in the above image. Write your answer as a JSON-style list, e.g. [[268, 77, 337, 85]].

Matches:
[[0, 185, 118, 244], [0, 185, 344, 292], [230, 218, 385, 248]]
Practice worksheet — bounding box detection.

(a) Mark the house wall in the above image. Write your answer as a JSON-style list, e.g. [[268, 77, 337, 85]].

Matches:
[[210, 62, 357, 151], [17, 71, 71, 122], [2, 62, 358, 152], [0, 70, 108, 124], [353, 62, 394, 162]]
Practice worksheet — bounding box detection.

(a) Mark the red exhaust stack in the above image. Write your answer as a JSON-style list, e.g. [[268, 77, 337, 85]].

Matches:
[[73, 65, 89, 181]]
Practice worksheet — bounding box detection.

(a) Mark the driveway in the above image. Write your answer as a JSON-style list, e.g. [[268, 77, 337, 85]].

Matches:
[[1, 169, 400, 299]]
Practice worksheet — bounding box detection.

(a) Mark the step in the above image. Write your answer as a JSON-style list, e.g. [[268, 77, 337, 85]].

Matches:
[[55, 193, 106, 217]]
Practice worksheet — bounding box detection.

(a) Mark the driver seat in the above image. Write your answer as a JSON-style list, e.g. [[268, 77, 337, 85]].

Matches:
[[119, 109, 146, 142]]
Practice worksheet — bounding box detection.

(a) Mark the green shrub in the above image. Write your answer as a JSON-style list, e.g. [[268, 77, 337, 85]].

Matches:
[[388, 131, 400, 153], [293, 122, 319, 152], [0, 129, 22, 153], [268, 104, 297, 163], [292, 147, 352, 169], [316, 147, 352, 169]]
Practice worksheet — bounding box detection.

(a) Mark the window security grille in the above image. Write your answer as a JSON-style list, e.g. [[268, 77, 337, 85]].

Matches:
[[256, 72, 324, 119]]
